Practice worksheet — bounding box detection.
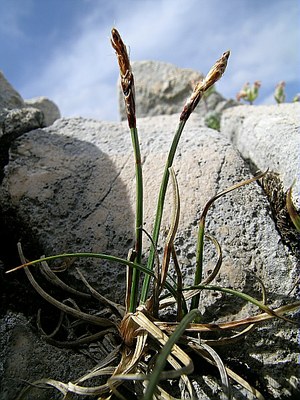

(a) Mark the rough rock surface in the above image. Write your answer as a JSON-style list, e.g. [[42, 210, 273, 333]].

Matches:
[[0, 72, 44, 150], [25, 96, 61, 127], [0, 71, 24, 109], [0, 107, 44, 140], [118, 61, 235, 120], [0, 107, 44, 182], [221, 103, 300, 208], [0, 72, 61, 183], [0, 114, 298, 399], [0, 312, 106, 400]]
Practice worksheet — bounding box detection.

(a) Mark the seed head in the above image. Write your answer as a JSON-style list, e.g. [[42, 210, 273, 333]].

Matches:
[[180, 50, 230, 121], [202, 50, 230, 92], [111, 28, 136, 128]]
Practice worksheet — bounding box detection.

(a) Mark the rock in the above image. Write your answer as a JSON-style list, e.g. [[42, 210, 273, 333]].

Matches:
[[0, 117, 135, 303], [0, 73, 59, 184], [221, 103, 300, 208], [0, 114, 298, 398], [0, 71, 24, 109], [215, 97, 238, 113], [0, 107, 44, 138], [0, 312, 98, 400], [0, 72, 60, 129], [25, 96, 61, 127], [0, 107, 44, 182], [118, 61, 234, 120]]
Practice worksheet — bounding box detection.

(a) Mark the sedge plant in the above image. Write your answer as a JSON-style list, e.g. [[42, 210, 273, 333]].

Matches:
[[7, 29, 300, 400]]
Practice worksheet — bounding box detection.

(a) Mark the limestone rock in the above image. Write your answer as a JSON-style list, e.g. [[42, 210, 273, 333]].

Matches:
[[0, 73, 58, 183], [0, 71, 24, 109], [0, 107, 44, 182], [0, 115, 298, 398], [221, 103, 300, 208], [25, 96, 61, 126], [0, 312, 97, 400], [0, 107, 44, 139], [118, 61, 234, 120]]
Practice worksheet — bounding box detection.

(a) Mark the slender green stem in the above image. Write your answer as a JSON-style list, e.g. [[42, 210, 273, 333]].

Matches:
[[191, 171, 267, 311], [140, 51, 231, 305], [191, 218, 205, 310], [129, 127, 143, 312], [140, 120, 186, 304], [193, 194, 217, 308]]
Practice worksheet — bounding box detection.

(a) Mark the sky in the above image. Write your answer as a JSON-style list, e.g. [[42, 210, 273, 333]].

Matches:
[[0, 0, 299, 121]]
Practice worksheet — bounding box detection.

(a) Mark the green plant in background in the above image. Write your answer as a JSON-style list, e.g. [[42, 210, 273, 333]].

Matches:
[[236, 80, 261, 104], [293, 93, 300, 102], [204, 110, 221, 131], [274, 81, 286, 104], [7, 29, 300, 400]]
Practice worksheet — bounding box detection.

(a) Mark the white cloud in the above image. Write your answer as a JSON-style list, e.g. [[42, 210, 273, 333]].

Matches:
[[21, 10, 118, 119], [22, 0, 203, 120], [217, 1, 299, 99], [18, 0, 299, 119]]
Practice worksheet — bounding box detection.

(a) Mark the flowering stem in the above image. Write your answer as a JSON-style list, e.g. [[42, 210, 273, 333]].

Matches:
[[111, 28, 143, 312], [140, 51, 230, 305], [140, 119, 186, 304], [129, 126, 143, 312]]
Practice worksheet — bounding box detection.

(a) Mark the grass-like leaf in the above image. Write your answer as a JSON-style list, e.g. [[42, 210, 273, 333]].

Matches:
[[191, 170, 267, 310]]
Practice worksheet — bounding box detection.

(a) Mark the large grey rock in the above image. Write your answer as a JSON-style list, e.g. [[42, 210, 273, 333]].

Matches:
[[0, 107, 44, 138], [0, 73, 59, 183], [25, 96, 61, 126], [0, 312, 100, 400], [0, 115, 298, 398], [221, 103, 300, 208], [118, 61, 234, 120], [0, 71, 24, 109], [0, 107, 44, 181]]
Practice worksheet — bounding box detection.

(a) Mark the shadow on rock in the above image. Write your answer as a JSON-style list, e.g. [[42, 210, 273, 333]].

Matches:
[[0, 128, 135, 316]]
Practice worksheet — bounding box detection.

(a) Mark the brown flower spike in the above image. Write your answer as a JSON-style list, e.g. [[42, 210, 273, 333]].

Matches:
[[111, 28, 136, 128], [180, 50, 230, 121]]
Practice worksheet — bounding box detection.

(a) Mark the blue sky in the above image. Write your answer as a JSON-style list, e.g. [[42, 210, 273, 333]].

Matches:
[[0, 0, 299, 120]]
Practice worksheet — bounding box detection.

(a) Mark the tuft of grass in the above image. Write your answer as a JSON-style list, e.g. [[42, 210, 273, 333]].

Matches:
[[6, 28, 300, 400]]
